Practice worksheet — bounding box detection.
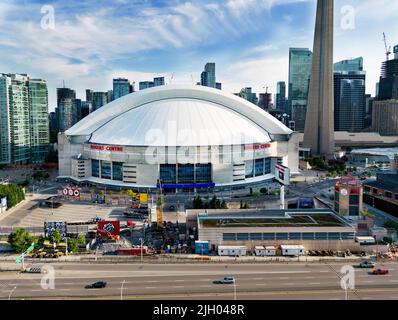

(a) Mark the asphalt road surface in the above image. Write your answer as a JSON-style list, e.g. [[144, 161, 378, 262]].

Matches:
[[0, 261, 397, 300]]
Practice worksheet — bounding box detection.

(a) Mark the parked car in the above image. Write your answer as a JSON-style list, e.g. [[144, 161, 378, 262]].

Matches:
[[372, 268, 389, 275], [213, 276, 235, 284], [85, 281, 107, 289], [359, 261, 375, 268]]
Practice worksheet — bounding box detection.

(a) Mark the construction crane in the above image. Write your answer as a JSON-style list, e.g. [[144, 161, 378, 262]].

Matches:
[[383, 32, 392, 61]]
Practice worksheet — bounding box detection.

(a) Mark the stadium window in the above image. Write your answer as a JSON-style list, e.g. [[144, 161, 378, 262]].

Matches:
[[177, 164, 194, 184], [195, 163, 212, 183], [302, 233, 315, 240], [262, 233, 275, 240], [160, 164, 177, 184], [112, 162, 123, 181], [100, 161, 111, 180], [289, 233, 301, 240], [250, 233, 262, 240], [328, 233, 341, 240], [254, 158, 264, 177], [264, 158, 272, 174], [92, 159, 100, 178], [223, 233, 236, 241], [276, 233, 289, 240], [245, 160, 254, 178], [315, 233, 328, 240], [237, 233, 249, 240]]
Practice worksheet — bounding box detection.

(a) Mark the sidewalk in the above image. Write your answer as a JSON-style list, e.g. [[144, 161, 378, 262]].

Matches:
[[0, 193, 43, 223]]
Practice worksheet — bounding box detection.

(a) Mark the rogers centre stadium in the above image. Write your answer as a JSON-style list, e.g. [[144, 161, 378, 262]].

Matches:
[[58, 85, 299, 191]]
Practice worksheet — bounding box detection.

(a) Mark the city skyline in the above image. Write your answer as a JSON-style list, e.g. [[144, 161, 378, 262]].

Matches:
[[0, 0, 397, 110]]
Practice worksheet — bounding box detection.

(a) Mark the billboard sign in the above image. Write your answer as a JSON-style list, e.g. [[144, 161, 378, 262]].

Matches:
[[97, 221, 120, 240], [44, 222, 68, 241], [62, 187, 81, 198], [275, 164, 290, 186]]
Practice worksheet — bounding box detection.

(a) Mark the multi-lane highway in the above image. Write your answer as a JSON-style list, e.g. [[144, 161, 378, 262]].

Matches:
[[0, 261, 397, 300]]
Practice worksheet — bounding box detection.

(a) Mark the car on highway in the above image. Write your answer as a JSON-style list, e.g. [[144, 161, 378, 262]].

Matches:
[[85, 281, 107, 289], [372, 268, 389, 275], [358, 261, 375, 268], [213, 276, 235, 284]]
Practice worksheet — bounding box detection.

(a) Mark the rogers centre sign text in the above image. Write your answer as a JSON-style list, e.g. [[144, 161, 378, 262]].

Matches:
[[244, 143, 271, 151], [90, 145, 123, 152]]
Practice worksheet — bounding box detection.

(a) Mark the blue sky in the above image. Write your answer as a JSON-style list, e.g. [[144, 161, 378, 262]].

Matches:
[[0, 0, 397, 110]]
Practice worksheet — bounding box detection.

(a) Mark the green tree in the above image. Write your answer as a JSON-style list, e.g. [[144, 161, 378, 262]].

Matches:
[[193, 196, 204, 209], [37, 235, 46, 248], [67, 238, 78, 253], [383, 220, 398, 233], [8, 228, 33, 253], [77, 234, 86, 245], [50, 230, 62, 245], [260, 187, 268, 194]]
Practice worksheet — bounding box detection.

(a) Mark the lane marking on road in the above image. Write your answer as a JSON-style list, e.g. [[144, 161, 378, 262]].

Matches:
[[173, 286, 185, 288], [30, 289, 42, 292], [145, 287, 156, 289], [362, 281, 375, 283], [305, 277, 315, 279], [255, 284, 267, 286], [147, 281, 158, 283], [309, 283, 321, 285], [200, 285, 212, 288], [279, 277, 290, 280], [253, 278, 264, 280], [199, 279, 211, 282], [174, 280, 185, 282]]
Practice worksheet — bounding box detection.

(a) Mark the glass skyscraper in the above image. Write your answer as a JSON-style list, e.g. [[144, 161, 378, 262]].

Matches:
[[276, 81, 287, 112], [29, 79, 49, 163], [334, 58, 366, 132], [288, 48, 313, 132], [0, 74, 49, 164], [113, 78, 131, 100], [56, 87, 76, 133], [201, 63, 216, 88], [139, 77, 165, 90]]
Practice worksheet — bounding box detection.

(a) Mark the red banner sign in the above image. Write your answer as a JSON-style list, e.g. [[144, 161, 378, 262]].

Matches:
[[90, 145, 123, 152], [97, 221, 120, 240], [244, 143, 271, 151]]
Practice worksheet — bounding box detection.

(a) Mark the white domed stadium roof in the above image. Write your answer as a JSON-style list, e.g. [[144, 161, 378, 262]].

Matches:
[[66, 85, 292, 147]]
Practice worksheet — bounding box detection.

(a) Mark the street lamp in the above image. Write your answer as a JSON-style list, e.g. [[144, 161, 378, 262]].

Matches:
[[8, 286, 17, 300], [233, 278, 237, 301], [120, 280, 126, 300]]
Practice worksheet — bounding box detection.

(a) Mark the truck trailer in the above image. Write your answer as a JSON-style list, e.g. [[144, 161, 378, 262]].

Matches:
[[218, 246, 247, 257], [280, 245, 305, 256]]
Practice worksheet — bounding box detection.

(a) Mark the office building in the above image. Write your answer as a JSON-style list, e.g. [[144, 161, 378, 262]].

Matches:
[[80, 101, 91, 120], [92, 92, 108, 112], [372, 100, 398, 136], [216, 82, 222, 90], [275, 81, 287, 112], [378, 47, 398, 101], [29, 79, 49, 163], [334, 58, 366, 132], [258, 92, 272, 111], [0, 74, 49, 164], [303, 0, 335, 157], [86, 89, 93, 104], [56, 87, 76, 133], [58, 85, 298, 190], [364, 94, 374, 129], [107, 90, 113, 103], [288, 48, 312, 132], [139, 77, 165, 91], [334, 57, 363, 73], [154, 77, 165, 87], [113, 78, 131, 101], [201, 63, 216, 88], [235, 88, 258, 105]]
